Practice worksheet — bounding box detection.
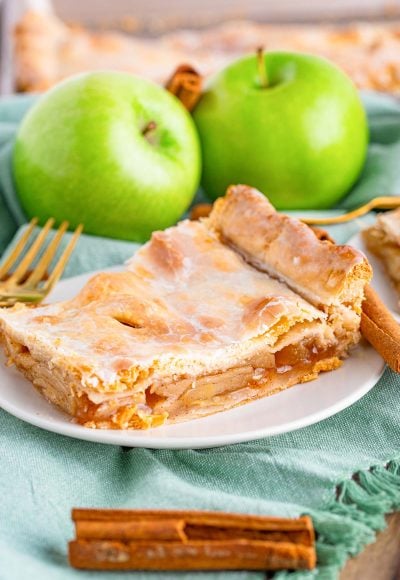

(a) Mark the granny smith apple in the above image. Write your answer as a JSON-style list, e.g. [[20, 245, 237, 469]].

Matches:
[[13, 72, 201, 241], [193, 51, 368, 209]]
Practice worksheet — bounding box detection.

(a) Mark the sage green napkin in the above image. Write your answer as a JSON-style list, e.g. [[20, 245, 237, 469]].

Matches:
[[0, 94, 399, 580]]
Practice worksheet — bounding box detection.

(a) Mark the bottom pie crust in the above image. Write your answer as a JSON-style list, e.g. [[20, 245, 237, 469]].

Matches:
[[0, 186, 371, 430]]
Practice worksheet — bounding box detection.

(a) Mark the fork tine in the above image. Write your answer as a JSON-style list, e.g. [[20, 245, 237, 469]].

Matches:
[[43, 224, 83, 293], [0, 218, 38, 279], [25, 221, 69, 287], [5, 218, 55, 286]]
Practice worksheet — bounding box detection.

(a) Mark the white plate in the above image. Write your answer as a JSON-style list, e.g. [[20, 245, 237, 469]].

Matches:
[[0, 267, 385, 449], [348, 232, 400, 321]]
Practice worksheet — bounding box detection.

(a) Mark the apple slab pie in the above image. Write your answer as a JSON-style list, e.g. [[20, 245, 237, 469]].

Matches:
[[14, 10, 400, 94], [364, 208, 400, 306], [0, 186, 372, 429]]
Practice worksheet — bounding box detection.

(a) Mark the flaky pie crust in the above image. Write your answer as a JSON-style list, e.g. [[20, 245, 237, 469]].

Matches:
[[0, 185, 372, 429]]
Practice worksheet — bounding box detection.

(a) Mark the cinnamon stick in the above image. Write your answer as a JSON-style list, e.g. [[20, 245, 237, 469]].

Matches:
[[165, 64, 203, 112], [361, 285, 400, 372], [69, 538, 314, 571], [69, 509, 316, 571], [75, 518, 186, 542], [190, 202, 212, 220], [72, 509, 313, 544]]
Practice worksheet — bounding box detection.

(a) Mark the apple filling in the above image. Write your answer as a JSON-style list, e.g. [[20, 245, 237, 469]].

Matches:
[[3, 331, 343, 430], [142, 338, 342, 424], [0, 186, 371, 430], [63, 338, 342, 429]]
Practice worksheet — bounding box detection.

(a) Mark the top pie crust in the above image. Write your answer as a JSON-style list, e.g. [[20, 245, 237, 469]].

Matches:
[[13, 10, 400, 93], [0, 186, 371, 429]]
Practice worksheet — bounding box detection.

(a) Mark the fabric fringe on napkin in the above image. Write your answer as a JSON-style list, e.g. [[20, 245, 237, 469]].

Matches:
[[277, 458, 400, 579]]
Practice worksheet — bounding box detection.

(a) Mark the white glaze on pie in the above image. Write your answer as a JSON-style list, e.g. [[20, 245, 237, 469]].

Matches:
[[0, 186, 372, 429]]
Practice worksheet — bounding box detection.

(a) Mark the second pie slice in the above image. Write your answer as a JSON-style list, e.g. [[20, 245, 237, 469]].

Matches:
[[363, 208, 400, 308], [0, 185, 372, 429]]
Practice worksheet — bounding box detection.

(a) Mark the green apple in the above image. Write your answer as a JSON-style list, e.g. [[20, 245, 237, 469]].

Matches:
[[13, 72, 201, 241], [193, 51, 368, 209]]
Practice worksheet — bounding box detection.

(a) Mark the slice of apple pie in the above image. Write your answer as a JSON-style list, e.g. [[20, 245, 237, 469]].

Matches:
[[0, 185, 372, 429], [364, 208, 400, 305]]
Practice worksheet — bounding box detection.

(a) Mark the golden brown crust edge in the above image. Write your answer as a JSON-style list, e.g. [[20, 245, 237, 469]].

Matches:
[[207, 185, 372, 309], [0, 185, 371, 430]]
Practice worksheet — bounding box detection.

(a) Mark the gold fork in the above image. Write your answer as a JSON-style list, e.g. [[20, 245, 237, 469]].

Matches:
[[302, 196, 400, 225], [0, 218, 83, 308]]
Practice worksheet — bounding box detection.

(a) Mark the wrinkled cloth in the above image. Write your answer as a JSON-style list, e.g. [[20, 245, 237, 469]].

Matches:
[[0, 93, 399, 580]]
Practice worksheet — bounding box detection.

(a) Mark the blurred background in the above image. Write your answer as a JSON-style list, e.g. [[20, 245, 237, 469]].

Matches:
[[4, 0, 400, 31], [1, 0, 400, 95]]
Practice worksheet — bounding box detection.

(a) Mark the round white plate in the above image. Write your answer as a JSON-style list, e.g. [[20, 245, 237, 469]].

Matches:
[[0, 266, 385, 449], [348, 232, 400, 321]]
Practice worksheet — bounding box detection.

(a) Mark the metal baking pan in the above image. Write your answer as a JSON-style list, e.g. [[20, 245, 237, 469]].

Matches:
[[1, 0, 400, 94]]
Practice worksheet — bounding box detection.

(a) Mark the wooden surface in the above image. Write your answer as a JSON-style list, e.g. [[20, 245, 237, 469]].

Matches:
[[341, 512, 400, 580]]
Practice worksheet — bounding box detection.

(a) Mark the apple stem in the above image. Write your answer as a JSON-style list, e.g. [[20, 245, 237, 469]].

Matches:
[[257, 47, 268, 89], [142, 120, 157, 137]]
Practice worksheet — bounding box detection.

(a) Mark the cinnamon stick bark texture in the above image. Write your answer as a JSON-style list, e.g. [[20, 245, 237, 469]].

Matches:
[[165, 64, 203, 112], [361, 286, 400, 372], [69, 509, 316, 571]]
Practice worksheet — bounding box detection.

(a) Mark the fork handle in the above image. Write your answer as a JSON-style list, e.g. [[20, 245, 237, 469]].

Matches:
[[303, 196, 400, 225]]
